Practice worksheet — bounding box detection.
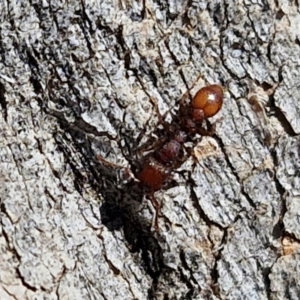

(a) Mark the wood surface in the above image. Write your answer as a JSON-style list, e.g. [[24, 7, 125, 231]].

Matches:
[[0, 0, 299, 299]]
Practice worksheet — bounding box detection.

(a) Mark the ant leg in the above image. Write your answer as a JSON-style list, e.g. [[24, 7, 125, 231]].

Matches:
[[178, 74, 205, 106], [133, 94, 178, 157], [149, 192, 161, 230], [95, 154, 127, 169], [95, 154, 136, 184], [149, 96, 178, 133], [128, 96, 167, 152], [196, 123, 217, 136], [136, 137, 167, 157], [196, 117, 224, 136]]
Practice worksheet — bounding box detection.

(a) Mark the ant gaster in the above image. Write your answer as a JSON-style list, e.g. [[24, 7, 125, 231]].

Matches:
[[137, 84, 224, 191]]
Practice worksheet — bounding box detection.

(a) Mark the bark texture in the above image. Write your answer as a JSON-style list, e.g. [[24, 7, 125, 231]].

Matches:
[[0, 0, 299, 299]]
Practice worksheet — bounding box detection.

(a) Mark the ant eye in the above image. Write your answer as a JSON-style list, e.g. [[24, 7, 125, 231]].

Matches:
[[192, 84, 224, 118]]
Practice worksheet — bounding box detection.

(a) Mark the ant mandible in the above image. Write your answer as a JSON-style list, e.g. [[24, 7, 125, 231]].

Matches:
[[137, 84, 224, 191]]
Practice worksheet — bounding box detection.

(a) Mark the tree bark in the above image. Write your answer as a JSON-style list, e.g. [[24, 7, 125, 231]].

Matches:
[[0, 0, 299, 299]]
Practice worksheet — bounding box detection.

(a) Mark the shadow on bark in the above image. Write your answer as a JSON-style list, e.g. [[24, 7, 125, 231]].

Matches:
[[53, 119, 165, 285]]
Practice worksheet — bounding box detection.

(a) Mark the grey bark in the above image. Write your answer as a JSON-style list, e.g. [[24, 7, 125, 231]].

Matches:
[[0, 0, 299, 299]]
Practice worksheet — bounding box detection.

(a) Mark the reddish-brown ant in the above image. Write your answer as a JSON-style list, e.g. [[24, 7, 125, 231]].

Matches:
[[96, 84, 224, 228], [137, 84, 224, 191]]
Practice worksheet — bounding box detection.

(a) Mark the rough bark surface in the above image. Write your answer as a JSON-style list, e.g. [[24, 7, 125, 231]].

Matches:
[[0, 0, 299, 299]]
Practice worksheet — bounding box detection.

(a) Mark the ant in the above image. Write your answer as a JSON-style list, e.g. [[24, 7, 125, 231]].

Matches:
[[137, 84, 224, 191], [97, 84, 224, 228]]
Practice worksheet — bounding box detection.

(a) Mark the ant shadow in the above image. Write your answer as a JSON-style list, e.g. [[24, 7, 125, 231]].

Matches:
[[53, 119, 165, 282]]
